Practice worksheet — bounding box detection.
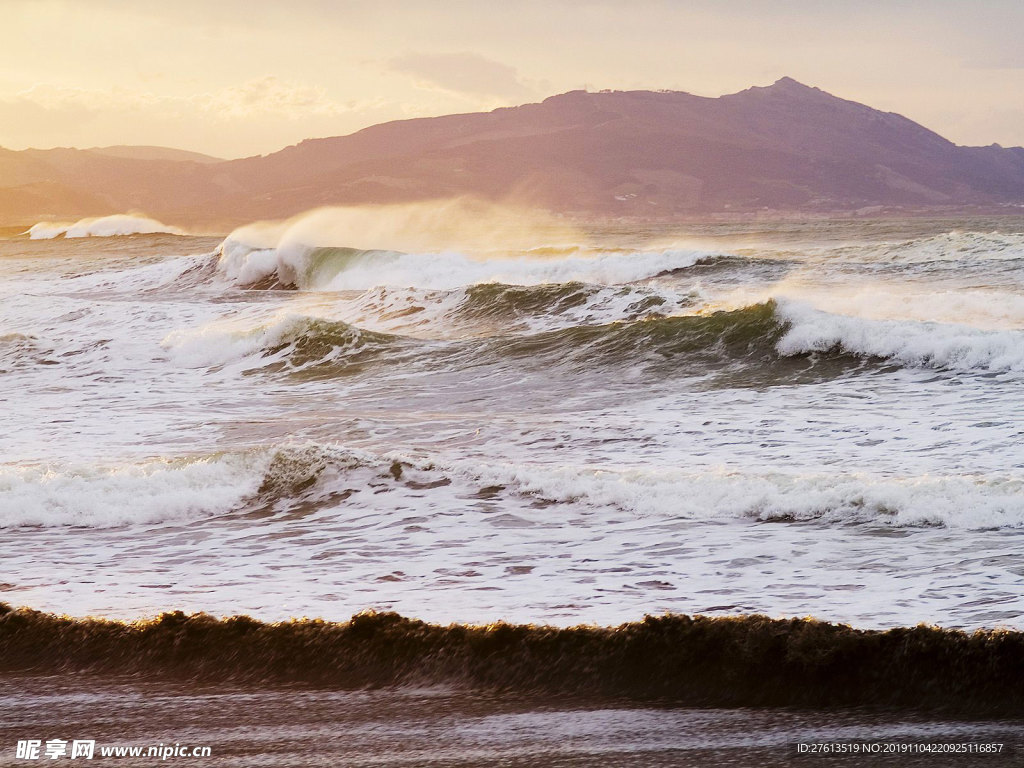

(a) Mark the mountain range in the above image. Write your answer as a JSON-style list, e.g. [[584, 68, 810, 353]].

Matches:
[[3, 77, 1023, 227]]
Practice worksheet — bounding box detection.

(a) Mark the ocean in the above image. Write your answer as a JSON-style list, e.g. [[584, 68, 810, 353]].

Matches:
[[2, 210, 1023, 764]]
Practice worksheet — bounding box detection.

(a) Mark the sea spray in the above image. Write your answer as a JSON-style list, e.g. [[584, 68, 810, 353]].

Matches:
[[28, 214, 184, 239]]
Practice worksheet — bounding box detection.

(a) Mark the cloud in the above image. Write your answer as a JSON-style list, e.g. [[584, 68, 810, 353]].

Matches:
[[0, 78, 396, 156], [11, 77, 360, 121], [389, 52, 534, 100], [202, 77, 352, 119]]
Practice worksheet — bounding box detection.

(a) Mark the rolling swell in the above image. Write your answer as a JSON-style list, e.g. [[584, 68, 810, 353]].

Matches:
[[468, 301, 883, 386], [258, 317, 403, 374], [1, 605, 1022, 714], [177, 295, 1023, 382], [221, 302, 819, 382], [455, 281, 698, 327], [480, 302, 786, 369], [163, 315, 407, 374], [216, 302, 871, 382]]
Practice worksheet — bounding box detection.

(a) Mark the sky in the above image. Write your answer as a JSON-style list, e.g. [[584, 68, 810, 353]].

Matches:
[[1, 0, 1023, 159]]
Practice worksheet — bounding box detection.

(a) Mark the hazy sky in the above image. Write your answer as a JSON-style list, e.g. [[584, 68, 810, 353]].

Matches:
[[2, 0, 1023, 158]]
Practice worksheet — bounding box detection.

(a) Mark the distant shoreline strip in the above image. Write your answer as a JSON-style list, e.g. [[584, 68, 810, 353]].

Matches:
[[2, 604, 1022, 714]]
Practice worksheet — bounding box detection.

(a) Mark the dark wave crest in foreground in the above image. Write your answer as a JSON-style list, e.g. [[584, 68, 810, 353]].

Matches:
[[2, 604, 1022, 715]]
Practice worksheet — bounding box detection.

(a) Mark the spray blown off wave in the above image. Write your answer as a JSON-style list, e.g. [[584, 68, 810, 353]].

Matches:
[[218, 242, 716, 291], [219, 199, 580, 256], [768, 285, 1024, 331], [214, 199, 727, 290], [27, 214, 184, 240]]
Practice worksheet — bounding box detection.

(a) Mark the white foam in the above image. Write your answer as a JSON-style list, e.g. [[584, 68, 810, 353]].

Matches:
[[0, 453, 269, 528], [161, 313, 317, 368], [776, 300, 1024, 372], [334, 282, 703, 337], [448, 460, 1024, 529], [848, 230, 1024, 264], [770, 286, 1024, 331], [25, 222, 72, 240], [160, 312, 386, 369], [328, 248, 710, 291], [28, 214, 184, 239], [219, 241, 712, 291]]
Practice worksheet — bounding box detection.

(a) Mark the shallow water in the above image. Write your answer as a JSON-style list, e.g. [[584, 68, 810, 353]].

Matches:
[[1, 676, 1021, 767]]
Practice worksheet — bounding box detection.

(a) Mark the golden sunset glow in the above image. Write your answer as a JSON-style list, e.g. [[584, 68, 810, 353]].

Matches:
[[1, 0, 1022, 157]]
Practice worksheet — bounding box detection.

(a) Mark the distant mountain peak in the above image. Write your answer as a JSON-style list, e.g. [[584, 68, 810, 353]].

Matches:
[[752, 76, 829, 97], [2, 78, 1023, 225], [772, 76, 807, 88], [87, 145, 224, 164]]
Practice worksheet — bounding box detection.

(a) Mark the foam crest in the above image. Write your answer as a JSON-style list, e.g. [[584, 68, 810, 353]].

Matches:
[[776, 300, 1024, 372], [220, 242, 713, 291], [457, 462, 1024, 529], [859, 230, 1024, 264], [768, 286, 1024, 331], [27, 214, 184, 239], [162, 313, 399, 369], [217, 202, 719, 290], [0, 445, 399, 528], [0, 454, 268, 527]]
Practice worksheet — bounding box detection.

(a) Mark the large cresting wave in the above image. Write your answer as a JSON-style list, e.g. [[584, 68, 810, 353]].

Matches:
[[218, 242, 717, 291], [777, 300, 1024, 373], [215, 201, 723, 290], [27, 214, 185, 239], [162, 296, 1024, 379]]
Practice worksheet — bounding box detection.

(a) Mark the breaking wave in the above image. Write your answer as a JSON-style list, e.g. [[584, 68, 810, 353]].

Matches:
[[162, 314, 404, 371], [461, 461, 1024, 529], [0, 445, 390, 528], [338, 282, 702, 338], [0, 453, 268, 528], [777, 301, 1024, 373], [160, 302, 795, 379], [27, 214, 184, 240], [6, 442, 1021, 530], [218, 240, 718, 291], [161, 295, 1024, 380]]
